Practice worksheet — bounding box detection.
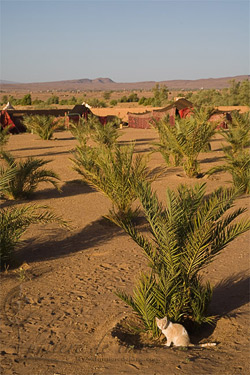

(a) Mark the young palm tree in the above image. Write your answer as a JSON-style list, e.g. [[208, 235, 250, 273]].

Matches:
[[91, 120, 120, 148], [0, 125, 11, 150], [69, 117, 92, 146], [153, 115, 182, 167], [154, 114, 216, 177], [0, 151, 60, 199], [0, 168, 68, 265], [0, 204, 67, 265], [220, 111, 250, 154], [112, 181, 250, 336], [208, 148, 250, 194], [23, 115, 60, 140], [207, 112, 250, 194], [72, 143, 162, 220]]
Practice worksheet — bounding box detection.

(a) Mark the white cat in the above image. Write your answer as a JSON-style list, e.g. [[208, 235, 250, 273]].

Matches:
[[156, 316, 216, 348]]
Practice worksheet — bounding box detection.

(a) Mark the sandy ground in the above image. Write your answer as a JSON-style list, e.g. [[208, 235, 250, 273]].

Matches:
[[0, 126, 249, 375]]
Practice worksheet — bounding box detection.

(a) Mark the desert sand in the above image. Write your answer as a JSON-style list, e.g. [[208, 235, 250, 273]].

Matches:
[[0, 125, 249, 375]]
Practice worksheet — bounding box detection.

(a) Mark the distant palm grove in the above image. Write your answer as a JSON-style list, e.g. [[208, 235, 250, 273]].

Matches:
[[1, 79, 249, 108]]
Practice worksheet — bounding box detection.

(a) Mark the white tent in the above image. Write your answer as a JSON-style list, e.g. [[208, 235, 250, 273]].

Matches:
[[3, 102, 15, 110]]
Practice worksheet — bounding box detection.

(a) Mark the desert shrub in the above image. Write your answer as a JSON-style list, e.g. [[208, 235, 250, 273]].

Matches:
[[112, 181, 250, 336], [0, 151, 60, 200], [21, 94, 32, 106], [154, 114, 216, 177], [138, 96, 147, 105], [188, 79, 250, 106], [68, 96, 77, 105], [1, 95, 9, 104], [127, 93, 139, 102], [87, 98, 107, 108], [23, 115, 60, 140], [46, 95, 59, 105], [71, 143, 161, 220], [32, 98, 44, 105], [103, 91, 111, 100], [110, 99, 118, 106]]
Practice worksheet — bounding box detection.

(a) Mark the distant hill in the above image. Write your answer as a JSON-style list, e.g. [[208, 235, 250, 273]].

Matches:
[[0, 75, 248, 92], [0, 80, 20, 85]]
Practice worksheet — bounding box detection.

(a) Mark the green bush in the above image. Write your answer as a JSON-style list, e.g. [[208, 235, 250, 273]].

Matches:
[[46, 96, 59, 105], [87, 98, 107, 108], [110, 99, 118, 106], [103, 91, 111, 100], [21, 94, 32, 106], [188, 80, 250, 106]]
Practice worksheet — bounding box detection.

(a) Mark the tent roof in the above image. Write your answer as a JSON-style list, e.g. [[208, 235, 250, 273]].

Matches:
[[3, 102, 15, 110], [154, 98, 193, 112], [69, 105, 91, 115]]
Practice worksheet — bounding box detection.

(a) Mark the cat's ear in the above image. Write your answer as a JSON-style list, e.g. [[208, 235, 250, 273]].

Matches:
[[162, 316, 168, 328], [155, 317, 159, 323]]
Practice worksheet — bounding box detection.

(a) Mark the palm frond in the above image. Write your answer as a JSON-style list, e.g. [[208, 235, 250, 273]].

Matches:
[[0, 204, 68, 264], [0, 152, 60, 199]]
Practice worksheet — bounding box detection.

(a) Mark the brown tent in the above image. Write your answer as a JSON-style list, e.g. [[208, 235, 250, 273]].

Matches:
[[128, 98, 193, 129]]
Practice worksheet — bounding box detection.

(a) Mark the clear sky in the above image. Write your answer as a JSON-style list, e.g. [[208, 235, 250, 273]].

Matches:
[[1, 0, 249, 83]]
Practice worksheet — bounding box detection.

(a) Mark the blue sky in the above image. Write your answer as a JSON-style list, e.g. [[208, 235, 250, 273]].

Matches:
[[1, 0, 249, 83]]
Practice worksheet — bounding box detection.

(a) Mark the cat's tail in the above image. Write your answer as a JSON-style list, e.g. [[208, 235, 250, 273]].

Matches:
[[200, 343, 217, 347], [189, 342, 217, 348]]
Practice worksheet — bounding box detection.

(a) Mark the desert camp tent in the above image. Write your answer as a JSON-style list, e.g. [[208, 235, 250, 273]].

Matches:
[[3, 102, 15, 110], [128, 98, 193, 129]]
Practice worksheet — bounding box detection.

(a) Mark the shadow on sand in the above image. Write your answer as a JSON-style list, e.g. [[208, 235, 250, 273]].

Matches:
[[191, 272, 250, 343], [15, 216, 124, 265], [209, 272, 250, 317], [0, 180, 96, 208]]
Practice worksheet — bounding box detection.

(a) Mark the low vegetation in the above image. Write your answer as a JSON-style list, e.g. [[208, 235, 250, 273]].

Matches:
[[0, 125, 10, 150], [208, 149, 250, 194], [112, 181, 250, 336], [69, 116, 120, 148], [71, 143, 162, 220], [0, 151, 60, 199], [186, 79, 250, 106], [0, 168, 67, 266], [90, 121, 120, 148], [23, 114, 62, 140], [154, 113, 216, 177], [208, 111, 250, 193]]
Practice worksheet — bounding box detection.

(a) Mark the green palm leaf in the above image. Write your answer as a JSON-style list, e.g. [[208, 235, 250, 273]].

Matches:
[[0, 151, 60, 199]]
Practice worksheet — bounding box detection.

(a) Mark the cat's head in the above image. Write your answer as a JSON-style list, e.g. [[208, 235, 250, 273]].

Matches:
[[155, 316, 168, 330]]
